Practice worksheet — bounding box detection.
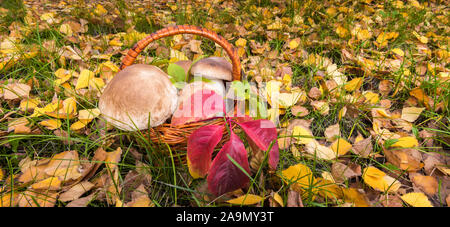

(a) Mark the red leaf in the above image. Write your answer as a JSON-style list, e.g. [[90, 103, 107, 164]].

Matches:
[[237, 119, 279, 170], [187, 124, 224, 179], [171, 89, 225, 126], [207, 132, 250, 196]]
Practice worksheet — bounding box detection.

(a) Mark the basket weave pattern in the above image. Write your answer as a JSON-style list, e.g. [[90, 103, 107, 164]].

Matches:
[[119, 25, 242, 150]]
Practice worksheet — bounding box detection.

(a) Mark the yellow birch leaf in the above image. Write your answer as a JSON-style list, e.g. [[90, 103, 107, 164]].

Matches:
[[342, 188, 370, 207], [31, 177, 61, 190], [70, 121, 87, 131], [362, 166, 401, 193], [363, 91, 379, 104], [89, 77, 105, 90], [357, 29, 371, 41], [280, 164, 314, 190], [40, 12, 56, 24], [60, 23, 73, 36], [39, 119, 61, 130], [170, 48, 189, 61], [336, 26, 348, 38], [314, 178, 343, 200], [78, 108, 101, 121], [412, 31, 428, 44], [54, 74, 72, 86], [94, 4, 107, 16], [272, 192, 284, 207], [109, 39, 123, 47], [75, 69, 94, 90], [20, 98, 40, 112], [292, 126, 314, 145], [338, 106, 346, 120], [331, 138, 352, 156], [276, 92, 303, 108], [391, 48, 404, 57], [305, 141, 337, 160], [321, 171, 335, 183], [375, 108, 391, 118], [289, 39, 300, 49], [354, 134, 364, 144], [267, 20, 282, 30], [55, 68, 68, 79], [226, 194, 264, 205], [401, 192, 433, 207], [344, 77, 363, 92], [391, 137, 419, 148], [235, 38, 247, 47], [283, 74, 292, 84], [401, 107, 425, 122]]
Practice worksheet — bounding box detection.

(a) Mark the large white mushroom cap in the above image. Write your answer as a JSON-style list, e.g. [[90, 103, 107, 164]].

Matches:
[[190, 57, 233, 81], [99, 64, 178, 131]]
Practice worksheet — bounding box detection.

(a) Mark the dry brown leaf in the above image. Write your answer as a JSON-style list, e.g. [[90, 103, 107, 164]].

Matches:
[[409, 87, 432, 109], [384, 148, 423, 172], [59, 181, 94, 202], [380, 195, 403, 207], [3, 82, 31, 100], [31, 177, 62, 190], [324, 124, 340, 142], [352, 136, 373, 158], [331, 162, 359, 183], [286, 189, 303, 207], [0, 192, 19, 207], [291, 105, 309, 117], [18, 165, 48, 184], [65, 193, 95, 207], [410, 173, 438, 196], [17, 190, 58, 207], [308, 87, 322, 99], [44, 150, 80, 176], [310, 100, 330, 115]]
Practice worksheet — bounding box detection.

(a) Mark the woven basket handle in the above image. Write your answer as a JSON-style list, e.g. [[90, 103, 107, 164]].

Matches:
[[120, 25, 241, 81]]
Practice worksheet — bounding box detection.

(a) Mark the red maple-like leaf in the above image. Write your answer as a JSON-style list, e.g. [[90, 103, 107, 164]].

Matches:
[[207, 131, 250, 196], [187, 124, 224, 178], [237, 119, 279, 170]]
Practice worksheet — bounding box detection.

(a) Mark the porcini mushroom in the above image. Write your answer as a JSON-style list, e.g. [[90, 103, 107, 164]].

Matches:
[[170, 57, 233, 126], [189, 56, 233, 97], [99, 64, 178, 131]]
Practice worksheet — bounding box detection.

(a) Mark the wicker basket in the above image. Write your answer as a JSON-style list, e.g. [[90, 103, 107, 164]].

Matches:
[[119, 25, 242, 153]]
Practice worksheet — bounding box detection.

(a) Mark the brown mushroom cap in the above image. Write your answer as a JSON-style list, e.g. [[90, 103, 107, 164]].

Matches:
[[190, 57, 232, 81], [99, 64, 178, 131]]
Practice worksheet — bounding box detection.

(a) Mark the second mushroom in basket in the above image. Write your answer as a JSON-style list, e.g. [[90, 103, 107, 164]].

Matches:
[[171, 57, 233, 126]]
